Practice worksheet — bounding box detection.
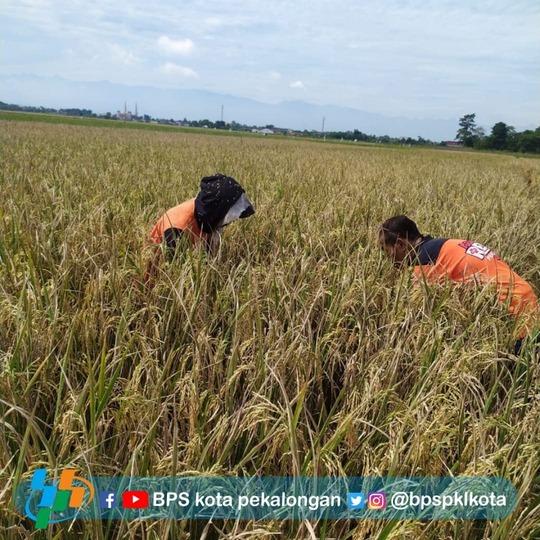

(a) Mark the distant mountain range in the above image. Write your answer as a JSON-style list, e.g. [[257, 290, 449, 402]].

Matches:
[[0, 73, 459, 139]]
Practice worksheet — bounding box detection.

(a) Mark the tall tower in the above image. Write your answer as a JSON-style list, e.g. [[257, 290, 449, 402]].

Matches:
[[135, 103, 138, 117]]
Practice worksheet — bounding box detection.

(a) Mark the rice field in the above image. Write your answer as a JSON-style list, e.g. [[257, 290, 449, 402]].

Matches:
[[0, 119, 539, 539]]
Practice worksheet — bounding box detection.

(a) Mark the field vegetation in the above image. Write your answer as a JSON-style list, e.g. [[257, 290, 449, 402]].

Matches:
[[1, 120, 539, 539]]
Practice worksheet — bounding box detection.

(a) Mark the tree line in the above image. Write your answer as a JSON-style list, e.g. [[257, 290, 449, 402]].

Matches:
[[2, 100, 538, 153], [0, 101, 435, 144], [320, 129, 434, 146], [456, 113, 540, 153], [0, 101, 284, 133]]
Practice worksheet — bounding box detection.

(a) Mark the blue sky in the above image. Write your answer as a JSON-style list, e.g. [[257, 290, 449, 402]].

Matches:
[[1, 0, 539, 128]]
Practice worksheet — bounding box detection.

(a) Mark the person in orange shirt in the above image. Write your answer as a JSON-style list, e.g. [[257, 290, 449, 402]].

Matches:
[[379, 215, 539, 354], [144, 173, 254, 285]]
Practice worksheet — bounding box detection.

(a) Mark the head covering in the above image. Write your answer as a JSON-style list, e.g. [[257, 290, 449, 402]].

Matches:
[[194, 174, 254, 232], [217, 192, 255, 228]]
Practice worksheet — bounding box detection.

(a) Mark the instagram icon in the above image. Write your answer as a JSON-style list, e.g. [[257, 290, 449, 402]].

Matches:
[[367, 492, 387, 510]]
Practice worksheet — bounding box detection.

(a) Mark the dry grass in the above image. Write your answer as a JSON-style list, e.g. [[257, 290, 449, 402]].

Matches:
[[0, 120, 539, 539]]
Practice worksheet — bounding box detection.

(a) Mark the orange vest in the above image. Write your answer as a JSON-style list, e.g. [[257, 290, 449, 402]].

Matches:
[[414, 239, 538, 338], [149, 198, 207, 246]]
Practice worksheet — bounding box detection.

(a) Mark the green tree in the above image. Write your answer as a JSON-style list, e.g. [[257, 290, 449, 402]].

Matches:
[[457, 113, 478, 147], [515, 128, 540, 153], [489, 122, 514, 150]]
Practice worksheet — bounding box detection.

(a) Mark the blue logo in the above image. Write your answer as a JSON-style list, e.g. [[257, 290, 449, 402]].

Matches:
[[347, 492, 366, 510], [99, 491, 117, 509]]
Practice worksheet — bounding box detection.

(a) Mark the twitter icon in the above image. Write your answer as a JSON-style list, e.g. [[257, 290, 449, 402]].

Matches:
[[347, 492, 366, 510]]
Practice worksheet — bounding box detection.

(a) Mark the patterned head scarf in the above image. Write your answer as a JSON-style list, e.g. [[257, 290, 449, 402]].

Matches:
[[195, 174, 254, 232]]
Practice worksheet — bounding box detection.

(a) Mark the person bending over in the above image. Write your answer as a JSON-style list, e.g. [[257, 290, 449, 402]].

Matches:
[[144, 173, 254, 285], [379, 215, 538, 354]]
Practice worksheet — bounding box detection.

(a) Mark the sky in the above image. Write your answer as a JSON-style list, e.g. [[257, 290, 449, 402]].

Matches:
[[1, 0, 539, 129]]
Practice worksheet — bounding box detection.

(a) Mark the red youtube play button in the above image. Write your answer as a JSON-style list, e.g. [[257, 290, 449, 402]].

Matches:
[[122, 490, 149, 509]]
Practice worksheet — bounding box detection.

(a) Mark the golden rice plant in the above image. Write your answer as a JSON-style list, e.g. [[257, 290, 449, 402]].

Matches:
[[0, 120, 539, 539]]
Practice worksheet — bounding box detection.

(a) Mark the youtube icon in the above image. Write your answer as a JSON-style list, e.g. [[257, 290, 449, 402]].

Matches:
[[122, 490, 149, 509]]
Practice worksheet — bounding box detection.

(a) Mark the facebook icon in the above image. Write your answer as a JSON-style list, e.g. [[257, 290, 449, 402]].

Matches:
[[99, 491, 117, 509]]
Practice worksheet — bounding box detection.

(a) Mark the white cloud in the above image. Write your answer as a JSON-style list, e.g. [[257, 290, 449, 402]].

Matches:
[[289, 80, 304, 89], [160, 62, 199, 78], [157, 36, 194, 56], [269, 71, 282, 80]]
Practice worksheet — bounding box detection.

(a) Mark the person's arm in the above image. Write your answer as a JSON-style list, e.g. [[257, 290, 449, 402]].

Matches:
[[143, 228, 185, 287], [164, 227, 184, 253]]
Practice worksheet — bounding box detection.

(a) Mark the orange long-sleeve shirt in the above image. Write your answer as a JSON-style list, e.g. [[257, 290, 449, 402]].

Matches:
[[413, 238, 538, 338], [149, 198, 207, 246]]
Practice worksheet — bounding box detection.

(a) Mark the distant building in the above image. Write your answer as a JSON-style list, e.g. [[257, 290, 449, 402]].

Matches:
[[252, 128, 274, 135], [116, 110, 132, 120], [115, 102, 134, 121]]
